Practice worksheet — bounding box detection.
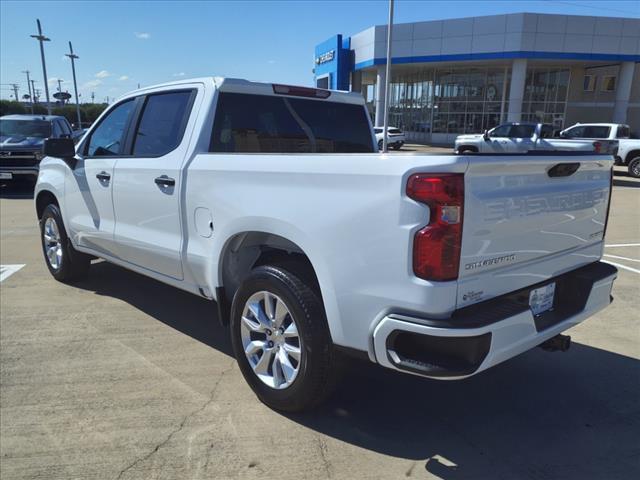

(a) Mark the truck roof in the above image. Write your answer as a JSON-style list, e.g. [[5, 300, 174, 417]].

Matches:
[[0, 114, 66, 121], [121, 76, 366, 105]]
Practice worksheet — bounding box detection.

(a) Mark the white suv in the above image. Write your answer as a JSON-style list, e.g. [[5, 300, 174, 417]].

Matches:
[[374, 127, 405, 150]]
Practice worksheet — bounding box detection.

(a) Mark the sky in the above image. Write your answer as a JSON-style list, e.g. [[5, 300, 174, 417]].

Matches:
[[1, 0, 639, 103]]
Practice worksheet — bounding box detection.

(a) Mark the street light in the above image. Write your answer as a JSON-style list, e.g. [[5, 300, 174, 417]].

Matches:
[[30, 19, 51, 115], [65, 42, 82, 128]]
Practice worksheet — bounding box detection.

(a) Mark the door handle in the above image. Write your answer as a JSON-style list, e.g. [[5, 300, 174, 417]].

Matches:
[[154, 175, 175, 187], [96, 171, 111, 182]]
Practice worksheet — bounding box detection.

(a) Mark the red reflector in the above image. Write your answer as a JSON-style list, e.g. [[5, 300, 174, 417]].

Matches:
[[272, 84, 331, 99], [407, 174, 464, 281]]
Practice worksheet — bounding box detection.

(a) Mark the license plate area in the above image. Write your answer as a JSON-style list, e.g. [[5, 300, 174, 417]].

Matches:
[[529, 282, 556, 316], [0, 172, 13, 180]]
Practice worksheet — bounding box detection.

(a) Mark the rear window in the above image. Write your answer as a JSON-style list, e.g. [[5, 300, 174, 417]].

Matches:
[[388, 128, 402, 134], [210, 92, 374, 153]]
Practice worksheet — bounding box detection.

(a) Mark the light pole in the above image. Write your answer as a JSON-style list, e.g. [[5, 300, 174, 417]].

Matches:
[[31, 19, 51, 115], [10, 83, 19, 102], [65, 42, 82, 128], [382, 0, 394, 153], [22, 70, 34, 113]]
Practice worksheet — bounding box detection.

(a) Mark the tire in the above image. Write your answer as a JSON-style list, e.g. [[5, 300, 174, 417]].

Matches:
[[628, 157, 640, 179], [230, 265, 335, 412], [40, 204, 90, 282], [378, 139, 383, 151], [392, 143, 402, 150]]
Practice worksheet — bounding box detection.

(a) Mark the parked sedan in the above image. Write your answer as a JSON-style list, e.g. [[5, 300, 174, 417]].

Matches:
[[374, 127, 405, 150]]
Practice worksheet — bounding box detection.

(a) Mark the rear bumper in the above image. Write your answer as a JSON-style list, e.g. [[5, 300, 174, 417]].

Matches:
[[372, 262, 617, 379]]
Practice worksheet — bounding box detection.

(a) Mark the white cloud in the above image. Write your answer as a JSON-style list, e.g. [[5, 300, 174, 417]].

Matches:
[[83, 79, 102, 89], [135, 32, 150, 40], [95, 70, 110, 79], [173, 72, 186, 77], [118, 75, 129, 81]]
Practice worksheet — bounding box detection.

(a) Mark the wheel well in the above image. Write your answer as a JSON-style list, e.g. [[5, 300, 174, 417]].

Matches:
[[219, 232, 321, 304], [625, 150, 640, 164], [458, 145, 478, 153], [35, 190, 59, 219]]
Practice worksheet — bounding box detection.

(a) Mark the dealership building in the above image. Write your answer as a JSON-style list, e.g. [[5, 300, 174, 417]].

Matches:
[[313, 12, 640, 144]]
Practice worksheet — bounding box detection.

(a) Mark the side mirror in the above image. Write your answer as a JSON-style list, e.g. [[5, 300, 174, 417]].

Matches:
[[483, 130, 490, 141], [43, 137, 76, 159], [43, 138, 77, 168]]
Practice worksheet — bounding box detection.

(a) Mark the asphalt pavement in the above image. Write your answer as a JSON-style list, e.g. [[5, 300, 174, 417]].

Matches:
[[1, 163, 638, 480]]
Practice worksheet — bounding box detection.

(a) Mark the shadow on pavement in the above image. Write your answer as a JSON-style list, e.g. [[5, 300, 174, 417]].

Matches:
[[613, 178, 640, 188], [74, 261, 233, 356], [0, 180, 35, 199], [72, 261, 639, 479]]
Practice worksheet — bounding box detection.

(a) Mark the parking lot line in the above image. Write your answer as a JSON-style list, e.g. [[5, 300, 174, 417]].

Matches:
[[603, 254, 640, 263], [0, 264, 25, 282], [605, 243, 640, 248], [602, 260, 640, 275]]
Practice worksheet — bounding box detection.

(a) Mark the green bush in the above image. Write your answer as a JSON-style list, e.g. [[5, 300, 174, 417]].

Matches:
[[0, 100, 108, 127]]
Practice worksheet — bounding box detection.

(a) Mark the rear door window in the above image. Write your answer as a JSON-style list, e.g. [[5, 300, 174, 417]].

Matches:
[[210, 92, 374, 153], [132, 90, 195, 156]]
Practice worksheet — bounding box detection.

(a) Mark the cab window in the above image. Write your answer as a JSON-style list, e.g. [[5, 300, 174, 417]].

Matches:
[[489, 124, 511, 137], [85, 99, 135, 157]]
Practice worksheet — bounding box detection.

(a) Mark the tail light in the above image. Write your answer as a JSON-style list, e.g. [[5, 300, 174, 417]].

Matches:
[[593, 141, 602, 153], [407, 173, 464, 281]]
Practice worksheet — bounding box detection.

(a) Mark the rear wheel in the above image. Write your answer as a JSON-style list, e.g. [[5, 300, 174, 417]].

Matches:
[[628, 157, 640, 179], [40, 204, 90, 282], [230, 265, 335, 412], [392, 143, 402, 150]]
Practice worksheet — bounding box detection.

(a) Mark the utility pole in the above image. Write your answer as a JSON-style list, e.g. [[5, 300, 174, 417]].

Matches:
[[91, 91, 95, 103], [30, 80, 37, 103], [22, 70, 34, 113], [10, 84, 19, 102], [56, 78, 62, 93], [65, 42, 81, 128], [31, 19, 51, 115], [382, 0, 394, 153]]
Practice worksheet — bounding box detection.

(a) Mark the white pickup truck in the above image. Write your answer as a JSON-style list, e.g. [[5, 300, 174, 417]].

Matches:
[[455, 122, 617, 155], [559, 123, 640, 178], [35, 78, 617, 412]]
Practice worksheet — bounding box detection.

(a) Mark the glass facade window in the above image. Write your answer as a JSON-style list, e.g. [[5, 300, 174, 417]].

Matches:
[[378, 66, 512, 140], [522, 67, 570, 128]]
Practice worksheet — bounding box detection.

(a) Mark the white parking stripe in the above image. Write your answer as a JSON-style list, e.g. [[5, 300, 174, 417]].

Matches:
[[603, 260, 640, 275], [0, 264, 25, 282], [605, 243, 640, 248], [604, 254, 640, 263]]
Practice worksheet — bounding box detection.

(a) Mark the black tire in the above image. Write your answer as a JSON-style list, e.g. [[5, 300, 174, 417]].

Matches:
[[628, 157, 640, 179], [230, 265, 335, 412], [392, 143, 402, 150], [378, 139, 383, 151], [39, 203, 90, 282]]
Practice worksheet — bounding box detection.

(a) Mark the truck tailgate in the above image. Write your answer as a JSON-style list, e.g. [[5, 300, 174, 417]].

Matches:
[[457, 154, 612, 308]]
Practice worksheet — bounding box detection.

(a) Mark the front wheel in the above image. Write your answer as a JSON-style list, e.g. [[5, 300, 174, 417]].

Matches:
[[230, 265, 335, 412], [628, 157, 640, 179], [40, 204, 90, 282]]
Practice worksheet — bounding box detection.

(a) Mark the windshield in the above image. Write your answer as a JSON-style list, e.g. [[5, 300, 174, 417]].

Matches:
[[0, 119, 51, 138]]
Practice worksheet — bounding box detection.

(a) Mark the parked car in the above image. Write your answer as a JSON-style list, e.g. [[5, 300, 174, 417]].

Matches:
[[454, 122, 618, 155], [559, 123, 640, 178], [0, 114, 84, 182], [374, 126, 405, 150], [35, 78, 617, 412]]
